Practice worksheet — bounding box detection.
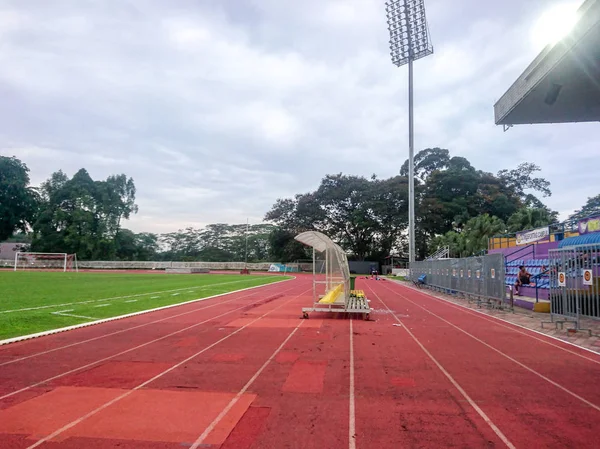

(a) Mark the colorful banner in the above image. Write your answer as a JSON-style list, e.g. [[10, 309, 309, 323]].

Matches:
[[515, 226, 550, 245], [578, 215, 600, 235]]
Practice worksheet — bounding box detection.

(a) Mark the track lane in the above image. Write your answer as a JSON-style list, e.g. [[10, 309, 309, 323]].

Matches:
[[371, 280, 600, 448], [0, 283, 312, 448], [0, 281, 306, 405], [382, 281, 600, 405]]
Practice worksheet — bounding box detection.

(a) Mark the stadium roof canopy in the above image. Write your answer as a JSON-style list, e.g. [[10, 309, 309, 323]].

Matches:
[[494, 0, 600, 128]]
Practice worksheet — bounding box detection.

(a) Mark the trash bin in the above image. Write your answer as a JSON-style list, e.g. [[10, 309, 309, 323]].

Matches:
[[350, 276, 356, 290]]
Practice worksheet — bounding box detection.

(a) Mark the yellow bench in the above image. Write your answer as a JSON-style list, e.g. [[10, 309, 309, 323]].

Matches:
[[318, 284, 344, 304], [351, 290, 365, 298]]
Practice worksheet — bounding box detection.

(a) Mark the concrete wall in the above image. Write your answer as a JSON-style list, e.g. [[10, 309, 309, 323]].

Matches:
[[0, 243, 27, 260]]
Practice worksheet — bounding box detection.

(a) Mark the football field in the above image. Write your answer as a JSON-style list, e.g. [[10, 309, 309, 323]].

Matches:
[[0, 271, 290, 340]]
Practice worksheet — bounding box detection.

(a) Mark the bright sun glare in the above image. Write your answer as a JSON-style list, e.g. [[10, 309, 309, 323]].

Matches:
[[531, 2, 581, 50]]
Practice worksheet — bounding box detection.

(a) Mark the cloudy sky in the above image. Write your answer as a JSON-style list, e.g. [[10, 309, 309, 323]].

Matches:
[[1, 0, 596, 233]]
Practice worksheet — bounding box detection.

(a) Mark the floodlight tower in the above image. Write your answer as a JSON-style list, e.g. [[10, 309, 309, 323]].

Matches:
[[385, 0, 433, 264]]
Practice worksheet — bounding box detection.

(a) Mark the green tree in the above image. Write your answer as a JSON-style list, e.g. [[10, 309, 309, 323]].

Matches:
[[0, 156, 39, 241], [569, 194, 600, 221], [507, 207, 557, 233], [32, 169, 138, 259], [432, 214, 505, 258]]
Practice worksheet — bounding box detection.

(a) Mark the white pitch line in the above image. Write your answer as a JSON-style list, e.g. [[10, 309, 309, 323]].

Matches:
[[0, 278, 293, 362], [124, 299, 138, 303], [171, 293, 180, 296], [386, 285, 600, 414], [365, 284, 516, 449], [150, 296, 160, 299], [349, 319, 356, 449], [93, 304, 110, 308], [189, 320, 304, 449], [0, 285, 302, 401], [24, 287, 310, 449], [0, 278, 260, 314], [53, 309, 74, 314], [52, 312, 98, 320]]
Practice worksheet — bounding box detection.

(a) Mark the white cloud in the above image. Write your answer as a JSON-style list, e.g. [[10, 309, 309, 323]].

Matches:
[[0, 0, 596, 235]]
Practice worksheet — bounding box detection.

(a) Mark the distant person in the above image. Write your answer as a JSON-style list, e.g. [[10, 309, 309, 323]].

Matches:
[[514, 265, 532, 295]]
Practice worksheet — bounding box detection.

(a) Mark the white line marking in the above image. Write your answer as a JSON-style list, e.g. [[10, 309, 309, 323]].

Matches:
[[189, 320, 304, 449], [150, 296, 160, 299], [52, 312, 98, 320], [53, 309, 74, 314], [124, 299, 138, 303], [388, 280, 600, 362], [0, 277, 293, 348], [365, 284, 516, 449], [93, 304, 110, 308], [386, 285, 600, 414], [24, 287, 310, 449], [0, 285, 301, 400], [171, 293, 180, 296], [349, 319, 356, 449], [0, 278, 266, 314]]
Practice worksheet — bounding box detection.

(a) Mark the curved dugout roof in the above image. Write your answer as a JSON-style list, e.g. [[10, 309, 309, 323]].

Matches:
[[295, 231, 337, 253]]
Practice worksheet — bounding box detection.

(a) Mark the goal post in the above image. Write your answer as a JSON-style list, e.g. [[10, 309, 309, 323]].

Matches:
[[14, 252, 79, 272]]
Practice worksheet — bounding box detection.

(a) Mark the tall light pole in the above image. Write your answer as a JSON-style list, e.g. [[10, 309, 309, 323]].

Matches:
[[385, 0, 433, 264]]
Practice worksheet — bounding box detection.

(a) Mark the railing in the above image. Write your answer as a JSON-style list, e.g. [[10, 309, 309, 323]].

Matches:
[[505, 244, 535, 264], [426, 246, 450, 260]]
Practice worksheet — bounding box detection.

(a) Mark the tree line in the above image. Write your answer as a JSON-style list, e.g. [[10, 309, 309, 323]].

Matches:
[[2, 152, 599, 262]]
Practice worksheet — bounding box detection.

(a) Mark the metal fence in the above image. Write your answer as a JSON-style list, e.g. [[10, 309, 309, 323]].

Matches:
[[410, 253, 506, 302], [548, 243, 600, 330]]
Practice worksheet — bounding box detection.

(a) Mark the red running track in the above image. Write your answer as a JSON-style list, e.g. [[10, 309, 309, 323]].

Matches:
[[0, 276, 599, 448]]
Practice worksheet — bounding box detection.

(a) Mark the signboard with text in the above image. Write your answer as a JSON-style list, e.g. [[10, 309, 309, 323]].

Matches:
[[578, 215, 600, 235], [516, 227, 550, 245]]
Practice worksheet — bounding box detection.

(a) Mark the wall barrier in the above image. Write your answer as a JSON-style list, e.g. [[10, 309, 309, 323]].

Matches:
[[410, 253, 506, 303], [2, 259, 276, 271]]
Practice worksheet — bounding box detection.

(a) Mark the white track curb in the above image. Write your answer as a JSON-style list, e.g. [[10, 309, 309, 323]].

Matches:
[[0, 276, 294, 347]]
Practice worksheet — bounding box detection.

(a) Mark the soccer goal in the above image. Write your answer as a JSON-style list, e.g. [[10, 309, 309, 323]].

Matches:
[[14, 252, 78, 272]]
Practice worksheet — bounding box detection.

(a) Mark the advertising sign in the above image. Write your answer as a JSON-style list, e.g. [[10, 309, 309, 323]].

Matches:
[[558, 272, 566, 287], [578, 215, 600, 235], [515, 227, 550, 245]]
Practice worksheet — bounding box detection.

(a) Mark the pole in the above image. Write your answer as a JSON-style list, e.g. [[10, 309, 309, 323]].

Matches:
[[408, 58, 415, 264], [244, 218, 249, 269]]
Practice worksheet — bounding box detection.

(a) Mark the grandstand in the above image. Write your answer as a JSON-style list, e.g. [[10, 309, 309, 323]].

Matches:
[[494, 0, 600, 127]]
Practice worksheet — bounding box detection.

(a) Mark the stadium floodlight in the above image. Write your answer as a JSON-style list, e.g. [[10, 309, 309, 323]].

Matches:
[[385, 0, 433, 264]]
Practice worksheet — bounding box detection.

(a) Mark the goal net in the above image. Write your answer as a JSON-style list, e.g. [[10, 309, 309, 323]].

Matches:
[[14, 252, 78, 272]]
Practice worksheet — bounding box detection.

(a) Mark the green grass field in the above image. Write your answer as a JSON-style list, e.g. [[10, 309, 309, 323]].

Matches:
[[0, 271, 291, 340]]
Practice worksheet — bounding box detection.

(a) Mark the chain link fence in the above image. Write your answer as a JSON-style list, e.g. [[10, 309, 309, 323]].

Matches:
[[410, 253, 506, 303]]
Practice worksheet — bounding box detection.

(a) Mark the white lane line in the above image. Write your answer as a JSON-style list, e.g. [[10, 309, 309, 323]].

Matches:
[[189, 320, 305, 449], [0, 285, 301, 401], [0, 278, 261, 314], [386, 285, 600, 414], [93, 304, 110, 308], [349, 319, 356, 449], [365, 284, 516, 449], [0, 279, 293, 364], [387, 280, 600, 362], [25, 288, 310, 449]]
